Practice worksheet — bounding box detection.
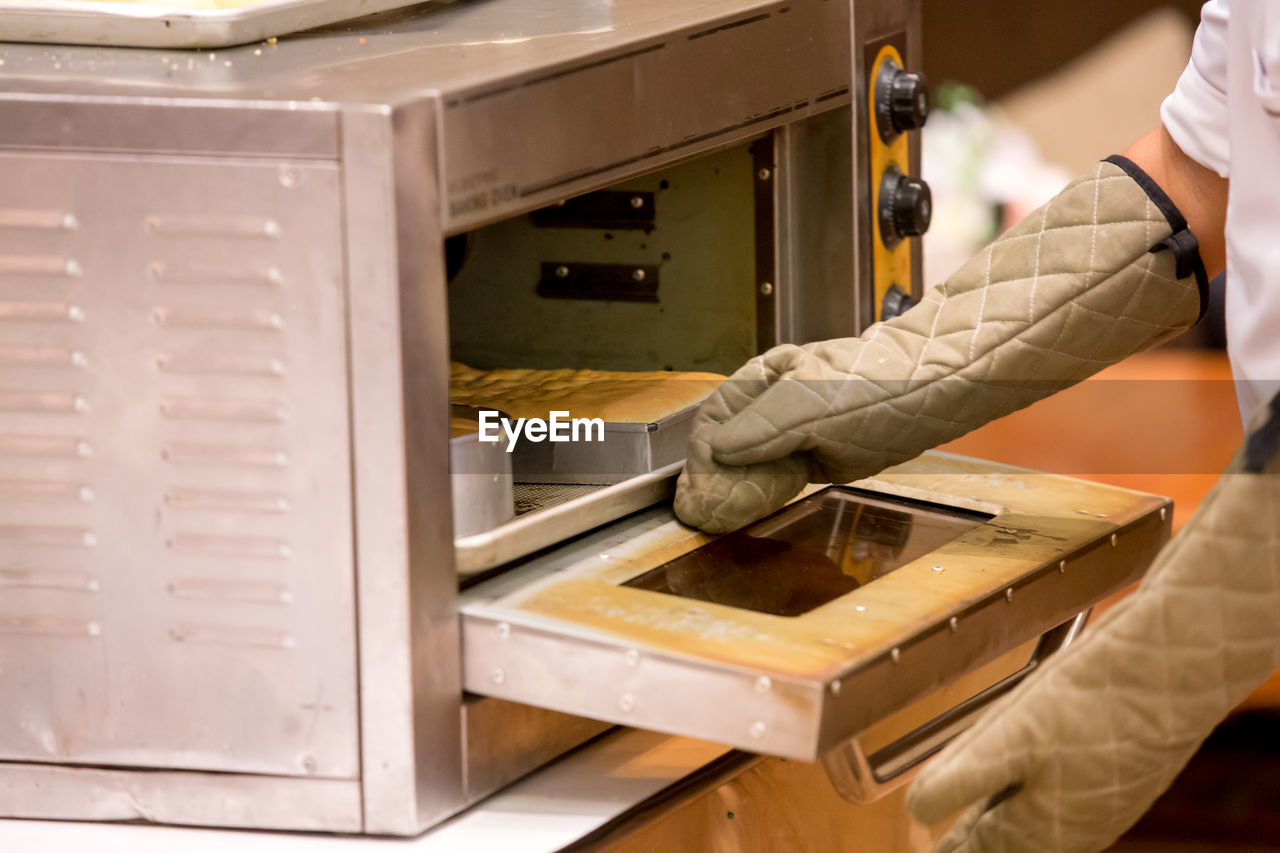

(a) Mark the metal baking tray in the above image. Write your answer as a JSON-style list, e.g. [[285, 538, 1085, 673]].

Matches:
[[454, 460, 682, 578], [512, 405, 697, 486], [0, 0, 434, 49], [451, 431, 514, 539]]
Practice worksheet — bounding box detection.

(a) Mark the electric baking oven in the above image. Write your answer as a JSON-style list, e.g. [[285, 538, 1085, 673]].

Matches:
[[0, 0, 1169, 839]]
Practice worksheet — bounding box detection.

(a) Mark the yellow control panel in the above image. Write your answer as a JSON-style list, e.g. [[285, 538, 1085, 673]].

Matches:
[[867, 43, 926, 323]]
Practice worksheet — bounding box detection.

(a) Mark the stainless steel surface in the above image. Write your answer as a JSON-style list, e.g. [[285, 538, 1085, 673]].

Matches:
[[0, 0, 853, 233], [461, 454, 1171, 762], [821, 611, 1091, 803], [343, 99, 467, 834], [451, 431, 515, 538], [454, 460, 682, 578], [0, 150, 359, 777], [512, 407, 696, 486], [770, 106, 860, 344], [0, 763, 362, 831], [0, 0, 442, 50]]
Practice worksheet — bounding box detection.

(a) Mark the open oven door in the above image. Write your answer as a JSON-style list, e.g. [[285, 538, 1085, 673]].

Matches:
[[459, 451, 1170, 802]]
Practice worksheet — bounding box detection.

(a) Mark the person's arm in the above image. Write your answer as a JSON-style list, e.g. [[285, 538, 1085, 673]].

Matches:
[[1125, 124, 1228, 278], [906, 392, 1280, 853], [675, 144, 1213, 534]]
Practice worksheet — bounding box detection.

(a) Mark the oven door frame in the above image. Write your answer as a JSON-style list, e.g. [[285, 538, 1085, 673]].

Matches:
[[460, 452, 1169, 782]]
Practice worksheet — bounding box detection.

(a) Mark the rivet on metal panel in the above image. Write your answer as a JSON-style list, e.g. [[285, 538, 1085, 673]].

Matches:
[[931, 565, 945, 573], [278, 166, 299, 188], [496, 622, 510, 639], [759, 281, 774, 296], [86, 621, 101, 637], [83, 532, 97, 547], [490, 668, 505, 685], [1160, 507, 1167, 521], [629, 195, 645, 209], [625, 649, 640, 667], [755, 676, 772, 694], [67, 305, 85, 322], [757, 168, 772, 181], [1059, 559, 1067, 573], [76, 440, 92, 457], [555, 265, 570, 278], [949, 616, 959, 632], [631, 269, 646, 282], [65, 259, 82, 277], [78, 487, 94, 503], [267, 267, 285, 285], [619, 694, 636, 712], [1110, 533, 1118, 547], [890, 647, 901, 664], [299, 755, 317, 774], [61, 214, 79, 231], [831, 679, 842, 695], [264, 221, 282, 238], [1005, 588, 1015, 602], [72, 396, 90, 414], [70, 351, 88, 368], [749, 721, 767, 739]]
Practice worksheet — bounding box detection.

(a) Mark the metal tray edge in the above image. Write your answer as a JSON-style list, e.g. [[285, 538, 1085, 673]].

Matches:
[[454, 460, 684, 577], [0, 0, 433, 49]]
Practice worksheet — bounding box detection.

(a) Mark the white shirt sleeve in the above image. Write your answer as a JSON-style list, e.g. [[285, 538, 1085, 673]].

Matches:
[[1160, 0, 1231, 177]]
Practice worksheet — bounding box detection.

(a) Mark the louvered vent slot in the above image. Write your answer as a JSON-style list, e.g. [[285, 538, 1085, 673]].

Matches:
[[0, 204, 96, 642]]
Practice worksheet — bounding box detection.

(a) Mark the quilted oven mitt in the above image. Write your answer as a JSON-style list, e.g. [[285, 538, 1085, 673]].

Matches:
[[674, 156, 1207, 534], [906, 394, 1280, 853]]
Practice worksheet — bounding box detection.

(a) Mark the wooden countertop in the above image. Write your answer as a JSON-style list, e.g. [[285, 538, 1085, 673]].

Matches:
[[941, 348, 1280, 708]]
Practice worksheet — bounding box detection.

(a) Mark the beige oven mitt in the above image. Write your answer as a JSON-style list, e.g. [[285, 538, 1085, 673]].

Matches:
[[906, 394, 1280, 853], [674, 157, 1207, 534]]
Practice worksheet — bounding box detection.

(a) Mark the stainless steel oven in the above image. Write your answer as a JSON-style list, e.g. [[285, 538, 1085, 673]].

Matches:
[[0, 0, 1169, 840]]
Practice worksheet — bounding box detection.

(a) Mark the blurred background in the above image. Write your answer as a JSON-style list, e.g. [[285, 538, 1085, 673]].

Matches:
[[917, 2, 1279, 849]]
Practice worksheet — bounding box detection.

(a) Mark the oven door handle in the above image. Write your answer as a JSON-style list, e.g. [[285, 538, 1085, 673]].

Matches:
[[820, 610, 1091, 804]]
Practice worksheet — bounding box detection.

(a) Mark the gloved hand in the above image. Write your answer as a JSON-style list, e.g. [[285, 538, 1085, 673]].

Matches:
[[904, 393, 1280, 852], [674, 157, 1207, 534]]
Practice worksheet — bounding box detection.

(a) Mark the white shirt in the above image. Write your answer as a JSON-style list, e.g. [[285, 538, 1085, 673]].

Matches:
[[1161, 0, 1280, 426]]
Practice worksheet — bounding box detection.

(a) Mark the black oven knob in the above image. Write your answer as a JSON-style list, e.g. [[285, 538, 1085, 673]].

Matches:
[[881, 283, 917, 320], [875, 58, 930, 141], [878, 165, 932, 248]]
